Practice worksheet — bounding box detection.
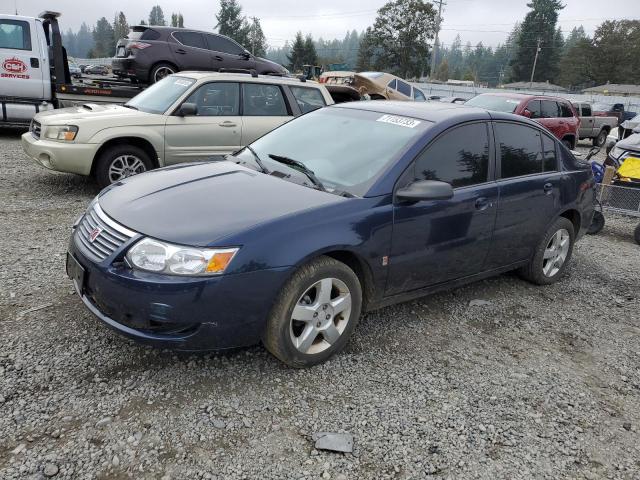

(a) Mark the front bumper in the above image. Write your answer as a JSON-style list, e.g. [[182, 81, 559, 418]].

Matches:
[[21, 132, 98, 176], [67, 227, 291, 351]]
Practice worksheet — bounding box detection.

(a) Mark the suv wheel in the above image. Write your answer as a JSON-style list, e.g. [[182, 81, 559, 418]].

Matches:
[[262, 256, 362, 368], [95, 144, 154, 188], [150, 63, 177, 83], [518, 217, 575, 285]]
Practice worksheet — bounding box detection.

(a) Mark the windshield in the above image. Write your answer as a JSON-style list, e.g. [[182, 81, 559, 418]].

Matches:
[[234, 107, 430, 196], [126, 76, 196, 114], [465, 95, 520, 113]]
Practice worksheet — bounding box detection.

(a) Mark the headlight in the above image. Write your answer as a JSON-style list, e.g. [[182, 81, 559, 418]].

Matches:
[[610, 146, 625, 160], [126, 238, 239, 276], [45, 125, 78, 141]]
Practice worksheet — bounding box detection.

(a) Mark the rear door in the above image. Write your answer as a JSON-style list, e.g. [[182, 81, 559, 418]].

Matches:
[[0, 17, 44, 99], [206, 34, 255, 71], [164, 81, 242, 164], [240, 82, 292, 145], [170, 31, 211, 71], [386, 122, 498, 294], [484, 122, 562, 269]]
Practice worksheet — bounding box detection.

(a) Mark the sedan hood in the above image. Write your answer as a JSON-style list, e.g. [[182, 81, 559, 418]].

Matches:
[[98, 161, 345, 246], [35, 104, 145, 123]]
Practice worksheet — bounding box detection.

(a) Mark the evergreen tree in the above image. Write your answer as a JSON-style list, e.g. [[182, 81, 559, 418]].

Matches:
[[589, 20, 640, 85], [170, 13, 184, 28], [246, 17, 267, 57], [216, 0, 250, 46], [303, 35, 318, 66], [90, 17, 115, 58], [435, 58, 449, 81], [113, 12, 128, 42], [356, 28, 376, 71], [287, 32, 306, 71], [510, 0, 564, 82], [76, 22, 94, 57], [148, 6, 166, 26], [178, 14, 184, 28]]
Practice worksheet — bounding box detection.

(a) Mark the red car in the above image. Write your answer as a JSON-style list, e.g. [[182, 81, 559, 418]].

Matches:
[[466, 93, 580, 149]]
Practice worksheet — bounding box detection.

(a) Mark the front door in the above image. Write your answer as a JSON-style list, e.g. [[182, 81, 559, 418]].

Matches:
[[386, 122, 498, 295], [164, 82, 242, 164], [0, 18, 44, 100], [484, 122, 562, 269]]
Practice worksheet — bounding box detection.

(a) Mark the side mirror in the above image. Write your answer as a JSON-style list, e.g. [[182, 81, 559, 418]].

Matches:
[[396, 180, 454, 202], [178, 103, 198, 117], [523, 108, 532, 118], [241, 51, 251, 59]]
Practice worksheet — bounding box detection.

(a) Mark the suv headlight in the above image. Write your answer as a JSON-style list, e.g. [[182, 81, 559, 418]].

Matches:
[[45, 125, 78, 141], [126, 238, 239, 276]]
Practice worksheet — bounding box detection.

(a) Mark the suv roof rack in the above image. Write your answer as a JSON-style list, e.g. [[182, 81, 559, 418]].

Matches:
[[218, 68, 258, 78]]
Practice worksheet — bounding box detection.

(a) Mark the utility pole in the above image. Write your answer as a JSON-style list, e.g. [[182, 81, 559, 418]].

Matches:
[[529, 37, 541, 87], [430, 0, 446, 80]]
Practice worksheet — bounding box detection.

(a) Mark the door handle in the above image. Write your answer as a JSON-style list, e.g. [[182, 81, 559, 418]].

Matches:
[[218, 121, 237, 127], [543, 182, 553, 194], [214, 55, 223, 61], [475, 197, 490, 211], [175, 49, 186, 54]]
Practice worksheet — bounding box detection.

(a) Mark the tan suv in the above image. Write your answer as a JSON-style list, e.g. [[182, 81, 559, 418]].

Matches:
[[22, 72, 334, 187]]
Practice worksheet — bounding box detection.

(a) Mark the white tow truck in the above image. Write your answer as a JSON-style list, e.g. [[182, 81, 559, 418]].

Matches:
[[0, 11, 143, 126]]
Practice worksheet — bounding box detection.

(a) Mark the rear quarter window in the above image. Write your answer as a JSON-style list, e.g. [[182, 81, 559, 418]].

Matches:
[[290, 86, 326, 114], [0, 20, 31, 50], [141, 29, 161, 41], [174, 31, 207, 49]]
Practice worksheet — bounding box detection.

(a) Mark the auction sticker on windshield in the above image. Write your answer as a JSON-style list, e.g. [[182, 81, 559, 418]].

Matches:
[[377, 114, 421, 128], [174, 79, 193, 87]]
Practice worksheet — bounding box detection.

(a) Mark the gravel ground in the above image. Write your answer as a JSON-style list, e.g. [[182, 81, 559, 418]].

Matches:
[[1, 128, 639, 480]]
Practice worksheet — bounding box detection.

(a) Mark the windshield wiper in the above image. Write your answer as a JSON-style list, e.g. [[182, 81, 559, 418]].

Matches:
[[239, 145, 269, 173], [122, 104, 138, 110], [268, 154, 326, 191]]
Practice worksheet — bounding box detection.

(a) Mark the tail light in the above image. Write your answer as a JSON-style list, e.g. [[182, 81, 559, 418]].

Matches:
[[128, 42, 152, 50]]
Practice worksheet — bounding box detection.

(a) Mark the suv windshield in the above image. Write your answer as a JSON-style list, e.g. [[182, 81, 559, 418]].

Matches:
[[126, 76, 196, 114], [465, 95, 520, 113], [235, 107, 430, 196]]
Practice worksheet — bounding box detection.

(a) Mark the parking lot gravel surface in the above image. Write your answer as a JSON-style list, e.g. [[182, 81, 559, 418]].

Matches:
[[1, 127, 639, 480]]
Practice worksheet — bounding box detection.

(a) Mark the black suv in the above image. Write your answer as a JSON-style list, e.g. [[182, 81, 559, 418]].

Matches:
[[112, 26, 288, 84]]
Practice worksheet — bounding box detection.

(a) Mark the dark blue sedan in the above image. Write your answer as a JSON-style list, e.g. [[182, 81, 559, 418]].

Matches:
[[66, 101, 595, 367]]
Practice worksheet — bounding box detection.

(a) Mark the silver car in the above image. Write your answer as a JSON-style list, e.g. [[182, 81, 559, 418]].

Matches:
[[22, 72, 334, 187]]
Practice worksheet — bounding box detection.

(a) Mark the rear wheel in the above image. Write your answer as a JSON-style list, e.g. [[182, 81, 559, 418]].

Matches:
[[518, 217, 575, 285], [587, 211, 605, 235], [150, 63, 177, 84], [262, 256, 362, 368], [94, 144, 153, 188], [634, 224, 640, 245], [593, 129, 608, 147]]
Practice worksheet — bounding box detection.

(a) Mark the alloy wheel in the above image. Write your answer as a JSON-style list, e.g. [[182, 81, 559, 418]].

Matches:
[[542, 228, 570, 277], [289, 277, 352, 355], [154, 66, 175, 82], [108, 155, 147, 183]]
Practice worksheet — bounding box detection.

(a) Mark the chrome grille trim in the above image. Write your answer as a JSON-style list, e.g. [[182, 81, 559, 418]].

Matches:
[[74, 201, 137, 261], [30, 120, 41, 139]]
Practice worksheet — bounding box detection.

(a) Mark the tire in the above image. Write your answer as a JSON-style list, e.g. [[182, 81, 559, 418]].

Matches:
[[587, 211, 605, 235], [518, 217, 575, 285], [262, 256, 362, 368], [94, 144, 154, 189], [150, 62, 177, 84], [593, 129, 608, 147], [634, 223, 640, 245], [562, 138, 574, 150]]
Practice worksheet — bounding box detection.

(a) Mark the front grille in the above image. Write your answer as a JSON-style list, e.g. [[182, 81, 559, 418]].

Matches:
[[30, 120, 41, 139], [75, 202, 136, 261]]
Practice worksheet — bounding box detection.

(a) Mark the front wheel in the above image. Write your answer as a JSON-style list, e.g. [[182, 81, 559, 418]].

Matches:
[[94, 144, 153, 188], [562, 138, 574, 150], [262, 256, 362, 368], [518, 217, 575, 285]]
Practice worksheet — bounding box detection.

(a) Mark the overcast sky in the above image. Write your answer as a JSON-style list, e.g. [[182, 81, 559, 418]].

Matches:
[[6, 0, 640, 48]]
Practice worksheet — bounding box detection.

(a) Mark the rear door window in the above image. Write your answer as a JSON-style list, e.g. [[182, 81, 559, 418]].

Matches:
[[396, 80, 412, 97], [581, 104, 592, 116], [290, 86, 326, 114], [0, 20, 31, 50], [173, 31, 207, 49], [541, 100, 560, 118], [413, 122, 490, 188], [242, 83, 288, 116], [495, 122, 544, 178], [527, 100, 542, 119], [206, 34, 245, 55]]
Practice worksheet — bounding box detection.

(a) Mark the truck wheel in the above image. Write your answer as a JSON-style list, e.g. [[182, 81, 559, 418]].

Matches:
[[593, 130, 608, 147], [562, 138, 574, 150], [95, 145, 154, 189], [634, 224, 640, 245], [150, 63, 177, 83]]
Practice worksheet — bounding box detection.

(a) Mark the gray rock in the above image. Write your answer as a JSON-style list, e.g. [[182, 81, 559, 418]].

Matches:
[[469, 299, 492, 307], [95, 417, 112, 428], [312, 432, 353, 453], [43, 464, 58, 477]]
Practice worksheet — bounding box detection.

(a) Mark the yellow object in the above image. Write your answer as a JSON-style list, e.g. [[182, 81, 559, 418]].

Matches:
[[617, 157, 640, 180], [206, 251, 236, 273]]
